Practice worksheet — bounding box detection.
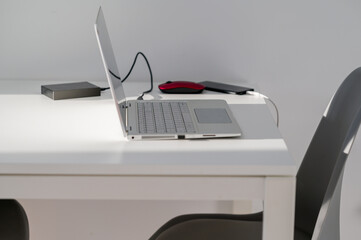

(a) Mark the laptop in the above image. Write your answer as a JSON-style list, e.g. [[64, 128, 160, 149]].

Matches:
[[94, 7, 241, 140]]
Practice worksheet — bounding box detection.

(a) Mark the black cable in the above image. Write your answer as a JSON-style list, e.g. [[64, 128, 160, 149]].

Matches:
[[109, 69, 121, 80], [103, 52, 153, 99], [124, 52, 153, 100]]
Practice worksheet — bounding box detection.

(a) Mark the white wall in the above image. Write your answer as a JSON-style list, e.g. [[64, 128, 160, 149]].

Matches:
[[2, 0, 361, 239]]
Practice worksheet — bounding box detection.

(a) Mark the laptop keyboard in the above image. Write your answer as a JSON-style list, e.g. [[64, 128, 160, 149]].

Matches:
[[137, 102, 195, 134]]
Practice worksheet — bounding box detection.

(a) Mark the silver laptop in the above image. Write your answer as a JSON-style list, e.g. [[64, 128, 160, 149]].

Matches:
[[94, 7, 241, 140]]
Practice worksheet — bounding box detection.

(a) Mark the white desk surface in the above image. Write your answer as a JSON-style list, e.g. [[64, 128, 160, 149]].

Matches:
[[0, 80, 297, 240], [0, 80, 296, 177]]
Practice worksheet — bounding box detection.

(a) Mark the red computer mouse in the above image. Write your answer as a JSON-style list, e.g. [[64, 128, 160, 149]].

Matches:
[[158, 81, 205, 94]]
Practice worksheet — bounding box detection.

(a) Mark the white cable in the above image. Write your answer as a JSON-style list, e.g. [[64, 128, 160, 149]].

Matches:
[[246, 91, 279, 127]]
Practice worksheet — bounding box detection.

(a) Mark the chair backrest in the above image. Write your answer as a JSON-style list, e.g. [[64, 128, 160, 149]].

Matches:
[[295, 67, 361, 239]]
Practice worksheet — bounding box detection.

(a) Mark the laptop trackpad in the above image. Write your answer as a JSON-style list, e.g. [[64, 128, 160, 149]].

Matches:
[[194, 108, 232, 124]]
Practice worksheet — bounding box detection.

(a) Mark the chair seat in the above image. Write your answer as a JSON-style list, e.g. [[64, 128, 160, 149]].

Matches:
[[154, 218, 311, 240]]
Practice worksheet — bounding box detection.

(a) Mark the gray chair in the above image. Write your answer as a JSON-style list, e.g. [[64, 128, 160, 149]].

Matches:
[[149, 67, 361, 240], [0, 200, 29, 240]]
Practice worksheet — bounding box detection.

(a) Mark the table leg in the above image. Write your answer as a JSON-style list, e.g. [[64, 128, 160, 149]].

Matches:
[[262, 177, 296, 240]]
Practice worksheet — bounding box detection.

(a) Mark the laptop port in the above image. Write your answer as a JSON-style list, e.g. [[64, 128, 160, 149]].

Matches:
[[178, 135, 185, 139]]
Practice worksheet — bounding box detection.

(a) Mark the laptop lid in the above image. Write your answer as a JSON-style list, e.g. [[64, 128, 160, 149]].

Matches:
[[95, 7, 127, 136]]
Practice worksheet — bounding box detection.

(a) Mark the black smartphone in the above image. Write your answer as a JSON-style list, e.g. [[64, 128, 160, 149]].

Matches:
[[198, 81, 254, 95]]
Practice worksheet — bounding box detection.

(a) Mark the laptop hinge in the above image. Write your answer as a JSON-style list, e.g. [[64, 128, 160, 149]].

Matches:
[[125, 103, 131, 132]]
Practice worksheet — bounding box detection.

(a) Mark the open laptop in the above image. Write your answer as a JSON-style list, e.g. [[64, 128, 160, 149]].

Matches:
[[94, 7, 241, 140]]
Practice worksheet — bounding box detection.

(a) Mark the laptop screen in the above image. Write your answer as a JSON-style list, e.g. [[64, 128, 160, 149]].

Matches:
[[95, 7, 127, 132]]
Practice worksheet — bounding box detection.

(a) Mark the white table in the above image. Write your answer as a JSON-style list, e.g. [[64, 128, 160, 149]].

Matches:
[[0, 80, 296, 240]]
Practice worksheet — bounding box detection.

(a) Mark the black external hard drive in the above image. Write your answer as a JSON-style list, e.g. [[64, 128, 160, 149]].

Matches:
[[41, 82, 101, 100]]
